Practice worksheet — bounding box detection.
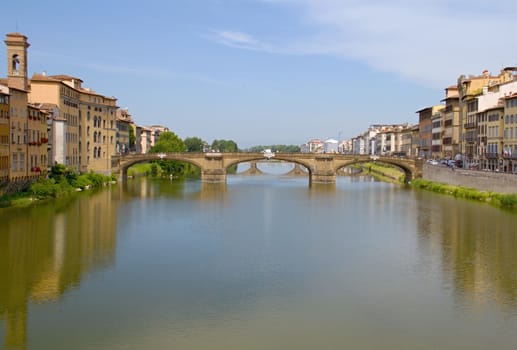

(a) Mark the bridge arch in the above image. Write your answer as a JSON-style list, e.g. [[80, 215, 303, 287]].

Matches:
[[118, 154, 204, 177], [225, 156, 313, 177], [333, 158, 415, 183]]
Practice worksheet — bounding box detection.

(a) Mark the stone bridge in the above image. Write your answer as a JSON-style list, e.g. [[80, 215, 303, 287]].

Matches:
[[112, 152, 423, 184]]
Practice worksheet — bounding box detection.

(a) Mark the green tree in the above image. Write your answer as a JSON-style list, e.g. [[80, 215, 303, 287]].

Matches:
[[184, 136, 205, 152], [149, 131, 192, 178], [150, 131, 186, 153], [247, 145, 301, 153], [211, 139, 239, 153]]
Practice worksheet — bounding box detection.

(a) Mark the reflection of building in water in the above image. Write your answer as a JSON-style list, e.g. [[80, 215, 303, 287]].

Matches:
[[416, 194, 517, 309], [0, 190, 117, 349]]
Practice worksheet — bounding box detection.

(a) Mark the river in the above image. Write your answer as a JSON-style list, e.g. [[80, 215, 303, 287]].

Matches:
[[1, 164, 517, 349]]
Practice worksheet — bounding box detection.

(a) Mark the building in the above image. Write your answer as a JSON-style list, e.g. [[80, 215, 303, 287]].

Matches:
[[324, 138, 338, 153], [440, 86, 461, 159], [29, 74, 118, 175], [0, 84, 9, 181], [116, 109, 135, 154], [3, 33, 30, 181], [458, 69, 514, 166], [482, 104, 503, 171], [139, 126, 153, 154], [503, 93, 517, 173], [416, 106, 443, 159], [301, 139, 324, 153], [27, 104, 49, 176], [431, 110, 442, 159]]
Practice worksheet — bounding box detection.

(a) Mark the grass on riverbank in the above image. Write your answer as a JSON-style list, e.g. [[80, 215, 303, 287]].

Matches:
[[0, 170, 116, 209], [358, 162, 405, 183], [411, 178, 517, 210]]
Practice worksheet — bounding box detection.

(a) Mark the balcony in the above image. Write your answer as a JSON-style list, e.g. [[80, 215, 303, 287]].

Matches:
[[464, 122, 477, 129], [485, 153, 499, 159]]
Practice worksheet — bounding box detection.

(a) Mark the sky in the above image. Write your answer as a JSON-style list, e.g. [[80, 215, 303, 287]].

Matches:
[[1, 0, 516, 148]]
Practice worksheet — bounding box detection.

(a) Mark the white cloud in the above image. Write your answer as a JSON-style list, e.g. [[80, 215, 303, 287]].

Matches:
[[214, 0, 517, 88], [211, 30, 274, 52]]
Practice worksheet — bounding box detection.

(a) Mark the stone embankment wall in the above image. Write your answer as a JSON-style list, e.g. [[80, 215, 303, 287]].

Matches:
[[423, 164, 517, 194]]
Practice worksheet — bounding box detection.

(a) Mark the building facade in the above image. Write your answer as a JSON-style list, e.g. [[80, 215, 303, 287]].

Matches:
[[0, 85, 9, 181], [30, 74, 118, 175]]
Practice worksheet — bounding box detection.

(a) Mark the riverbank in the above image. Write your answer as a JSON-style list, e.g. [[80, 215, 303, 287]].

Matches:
[[358, 162, 517, 210], [411, 178, 517, 210], [0, 168, 116, 208], [350, 162, 405, 183]]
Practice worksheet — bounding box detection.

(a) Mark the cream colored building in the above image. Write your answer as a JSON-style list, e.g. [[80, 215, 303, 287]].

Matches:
[[482, 105, 503, 171], [29, 74, 118, 175], [503, 93, 517, 173], [139, 126, 153, 154]]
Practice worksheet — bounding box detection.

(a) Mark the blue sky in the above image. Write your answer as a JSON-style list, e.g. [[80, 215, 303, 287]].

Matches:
[[1, 0, 516, 147]]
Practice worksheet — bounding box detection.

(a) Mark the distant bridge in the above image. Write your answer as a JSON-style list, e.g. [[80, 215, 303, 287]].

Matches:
[[112, 152, 423, 185]]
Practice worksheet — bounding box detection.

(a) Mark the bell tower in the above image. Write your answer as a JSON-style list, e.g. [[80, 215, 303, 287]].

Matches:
[[4, 32, 30, 91]]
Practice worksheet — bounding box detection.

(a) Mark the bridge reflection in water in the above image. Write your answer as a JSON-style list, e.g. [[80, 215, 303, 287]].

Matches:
[[113, 153, 422, 185]]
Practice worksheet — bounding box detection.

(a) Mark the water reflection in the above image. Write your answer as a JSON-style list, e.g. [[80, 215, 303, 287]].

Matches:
[[415, 191, 517, 311], [0, 190, 117, 349], [1, 177, 517, 349]]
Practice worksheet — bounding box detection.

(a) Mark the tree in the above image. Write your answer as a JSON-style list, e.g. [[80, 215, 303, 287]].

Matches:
[[147, 131, 187, 178], [247, 145, 301, 153], [211, 139, 239, 153], [184, 136, 206, 152], [150, 131, 186, 153]]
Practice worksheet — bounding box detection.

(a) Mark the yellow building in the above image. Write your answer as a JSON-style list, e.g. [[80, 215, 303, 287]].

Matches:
[[457, 69, 513, 164], [0, 85, 9, 181], [78, 85, 117, 174], [3, 33, 30, 181], [29, 74, 118, 175], [482, 105, 504, 171], [503, 93, 517, 173]]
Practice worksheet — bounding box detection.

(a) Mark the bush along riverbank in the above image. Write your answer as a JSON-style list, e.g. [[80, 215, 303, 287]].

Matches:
[[0, 164, 116, 208], [411, 178, 517, 210]]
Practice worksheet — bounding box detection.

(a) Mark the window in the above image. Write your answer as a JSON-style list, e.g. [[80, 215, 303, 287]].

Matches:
[[12, 153, 17, 171], [11, 54, 20, 72]]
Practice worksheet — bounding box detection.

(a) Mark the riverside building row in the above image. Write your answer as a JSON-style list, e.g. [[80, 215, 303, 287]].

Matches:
[[0, 32, 167, 190], [322, 68, 517, 174]]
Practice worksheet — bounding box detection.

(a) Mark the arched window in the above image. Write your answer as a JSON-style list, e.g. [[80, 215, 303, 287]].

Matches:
[[93, 131, 97, 143], [12, 54, 20, 72], [97, 147, 101, 158], [93, 147, 97, 158]]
